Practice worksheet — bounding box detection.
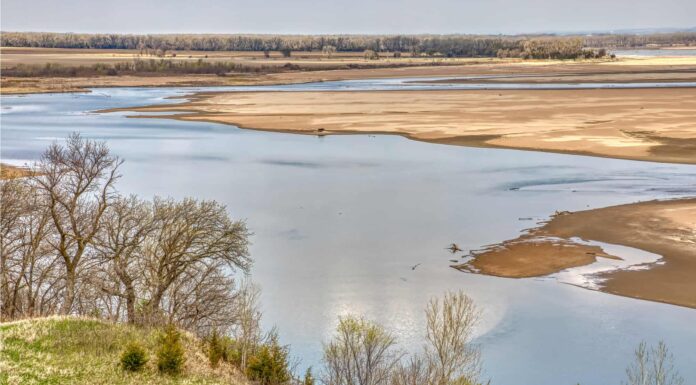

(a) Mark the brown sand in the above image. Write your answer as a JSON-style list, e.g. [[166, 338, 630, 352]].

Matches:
[[0, 164, 33, 179], [104, 88, 696, 164], [457, 236, 619, 278], [457, 199, 696, 308]]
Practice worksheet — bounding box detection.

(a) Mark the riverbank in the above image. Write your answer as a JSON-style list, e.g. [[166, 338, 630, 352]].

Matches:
[[104, 87, 696, 165], [3, 51, 695, 94], [457, 198, 696, 309]]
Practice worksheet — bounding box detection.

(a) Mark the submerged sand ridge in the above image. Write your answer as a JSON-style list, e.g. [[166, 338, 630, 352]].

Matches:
[[106, 87, 696, 164]]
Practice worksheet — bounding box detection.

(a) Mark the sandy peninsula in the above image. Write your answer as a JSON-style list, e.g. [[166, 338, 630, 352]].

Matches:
[[105, 87, 696, 164], [457, 199, 696, 308]]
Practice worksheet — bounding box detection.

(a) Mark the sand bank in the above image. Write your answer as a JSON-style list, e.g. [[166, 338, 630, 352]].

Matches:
[[457, 199, 696, 308], [105, 88, 696, 164]]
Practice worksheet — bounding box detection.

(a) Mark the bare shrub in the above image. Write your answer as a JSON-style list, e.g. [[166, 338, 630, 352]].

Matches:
[[424, 290, 481, 385], [624, 341, 684, 385], [322, 315, 402, 385]]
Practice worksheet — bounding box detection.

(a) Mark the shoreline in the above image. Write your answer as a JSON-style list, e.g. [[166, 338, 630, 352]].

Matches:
[[4, 56, 696, 95]]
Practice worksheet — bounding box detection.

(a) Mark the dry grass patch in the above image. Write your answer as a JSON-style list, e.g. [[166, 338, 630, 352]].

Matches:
[[0, 317, 248, 385]]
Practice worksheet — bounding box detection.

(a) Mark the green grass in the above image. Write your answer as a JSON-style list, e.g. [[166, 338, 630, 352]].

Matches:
[[0, 317, 247, 385]]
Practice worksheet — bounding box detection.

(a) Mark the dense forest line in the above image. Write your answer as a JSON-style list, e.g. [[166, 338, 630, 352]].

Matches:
[[3, 31, 694, 58]]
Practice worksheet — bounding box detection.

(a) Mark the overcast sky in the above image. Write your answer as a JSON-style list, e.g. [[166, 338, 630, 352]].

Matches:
[[2, 0, 694, 35]]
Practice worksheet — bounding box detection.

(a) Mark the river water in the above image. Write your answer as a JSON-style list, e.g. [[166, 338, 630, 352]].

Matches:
[[2, 81, 695, 384], [611, 48, 696, 57]]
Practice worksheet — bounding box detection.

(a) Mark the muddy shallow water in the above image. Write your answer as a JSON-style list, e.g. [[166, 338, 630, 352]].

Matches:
[[2, 81, 695, 384]]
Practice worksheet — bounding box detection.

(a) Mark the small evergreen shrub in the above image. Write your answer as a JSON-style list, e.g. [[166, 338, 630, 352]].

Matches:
[[156, 324, 185, 375], [207, 329, 225, 368], [303, 367, 315, 385], [222, 338, 242, 367], [120, 341, 148, 372], [246, 337, 291, 385]]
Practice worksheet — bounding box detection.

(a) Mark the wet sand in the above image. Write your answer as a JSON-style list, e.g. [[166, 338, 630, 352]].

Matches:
[[105, 88, 696, 164], [456, 234, 620, 278], [457, 199, 696, 308]]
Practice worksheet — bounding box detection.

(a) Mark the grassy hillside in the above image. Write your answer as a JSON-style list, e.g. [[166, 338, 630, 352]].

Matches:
[[0, 317, 248, 385]]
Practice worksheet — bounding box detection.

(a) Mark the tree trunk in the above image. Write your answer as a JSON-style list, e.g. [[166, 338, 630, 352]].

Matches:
[[62, 268, 76, 315], [125, 284, 136, 323]]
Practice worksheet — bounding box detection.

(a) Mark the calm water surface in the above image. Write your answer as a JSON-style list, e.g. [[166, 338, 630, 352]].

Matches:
[[611, 48, 696, 57], [2, 82, 695, 384]]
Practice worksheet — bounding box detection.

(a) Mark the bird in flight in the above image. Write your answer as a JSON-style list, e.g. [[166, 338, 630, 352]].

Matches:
[[411, 263, 422, 270], [447, 243, 462, 253]]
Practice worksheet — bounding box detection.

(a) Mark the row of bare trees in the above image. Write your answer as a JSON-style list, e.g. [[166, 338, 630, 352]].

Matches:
[[322, 291, 483, 385], [319, 290, 685, 385], [0, 133, 251, 335]]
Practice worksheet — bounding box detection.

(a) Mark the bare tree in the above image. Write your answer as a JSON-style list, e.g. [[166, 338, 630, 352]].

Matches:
[[363, 50, 379, 60], [1, 176, 57, 320], [424, 291, 481, 385], [32, 133, 122, 314], [1, 135, 253, 335], [140, 196, 251, 324], [232, 280, 263, 369], [94, 195, 153, 323], [165, 260, 240, 335], [1, 177, 27, 320], [322, 45, 337, 58], [390, 356, 431, 385], [322, 316, 402, 385], [624, 341, 684, 385]]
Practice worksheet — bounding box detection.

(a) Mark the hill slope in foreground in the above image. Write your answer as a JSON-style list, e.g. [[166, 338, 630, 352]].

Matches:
[[0, 317, 248, 385]]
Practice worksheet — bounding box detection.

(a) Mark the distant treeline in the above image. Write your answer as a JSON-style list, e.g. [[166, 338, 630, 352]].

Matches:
[[1, 58, 458, 78], [3, 31, 694, 57], [583, 32, 696, 48]]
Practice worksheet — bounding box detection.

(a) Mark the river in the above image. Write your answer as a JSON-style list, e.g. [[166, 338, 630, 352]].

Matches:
[[2, 81, 695, 384]]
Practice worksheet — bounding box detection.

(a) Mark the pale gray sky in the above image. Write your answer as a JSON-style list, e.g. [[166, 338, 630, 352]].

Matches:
[[1, 0, 694, 35]]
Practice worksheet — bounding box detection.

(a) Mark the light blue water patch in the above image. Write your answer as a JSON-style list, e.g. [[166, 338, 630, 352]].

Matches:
[[549, 238, 663, 290], [611, 49, 696, 57]]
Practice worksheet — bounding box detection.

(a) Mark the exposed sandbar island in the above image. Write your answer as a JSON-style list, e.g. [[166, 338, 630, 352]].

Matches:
[[457, 199, 696, 309], [105, 87, 696, 164]]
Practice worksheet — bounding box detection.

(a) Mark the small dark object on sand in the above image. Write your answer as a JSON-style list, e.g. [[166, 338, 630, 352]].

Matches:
[[411, 263, 422, 270]]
